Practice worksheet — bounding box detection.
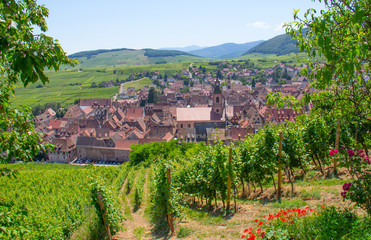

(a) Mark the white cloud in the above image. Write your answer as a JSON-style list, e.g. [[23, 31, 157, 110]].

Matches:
[[274, 22, 286, 32], [247, 21, 271, 29]]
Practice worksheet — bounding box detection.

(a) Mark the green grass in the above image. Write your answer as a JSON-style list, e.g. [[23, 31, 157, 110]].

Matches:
[[124, 77, 152, 91], [176, 225, 193, 238], [134, 227, 145, 240], [296, 177, 347, 187], [183, 206, 226, 225], [299, 188, 322, 200]]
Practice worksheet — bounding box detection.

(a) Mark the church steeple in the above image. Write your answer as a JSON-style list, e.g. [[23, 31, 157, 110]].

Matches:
[[212, 79, 223, 115]]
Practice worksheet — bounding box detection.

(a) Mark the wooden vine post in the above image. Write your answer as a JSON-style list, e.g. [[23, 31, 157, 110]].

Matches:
[[334, 118, 341, 174], [167, 166, 174, 234], [278, 131, 283, 202], [97, 192, 112, 240], [227, 147, 232, 211]]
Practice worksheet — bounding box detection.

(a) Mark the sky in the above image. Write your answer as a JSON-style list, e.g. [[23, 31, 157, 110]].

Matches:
[[37, 0, 326, 54]]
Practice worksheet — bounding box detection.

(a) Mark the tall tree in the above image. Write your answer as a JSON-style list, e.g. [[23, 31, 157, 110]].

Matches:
[[286, 0, 370, 123], [147, 87, 158, 104], [0, 1, 76, 163]]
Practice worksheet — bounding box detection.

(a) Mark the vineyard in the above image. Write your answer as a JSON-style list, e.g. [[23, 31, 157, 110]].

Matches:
[[1, 112, 370, 239]]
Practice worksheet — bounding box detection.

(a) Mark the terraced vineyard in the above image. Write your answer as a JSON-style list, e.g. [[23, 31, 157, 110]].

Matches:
[[1, 113, 370, 239]]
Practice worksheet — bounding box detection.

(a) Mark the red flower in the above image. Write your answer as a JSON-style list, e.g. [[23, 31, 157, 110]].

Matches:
[[241, 235, 246, 238], [258, 221, 263, 226], [254, 219, 259, 222], [348, 150, 355, 157], [329, 149, 338, 156], [247, 234, 255, 240], [341, 191, 347, 198], [244, 229, 249, 233], [343, 182, 352, 191]]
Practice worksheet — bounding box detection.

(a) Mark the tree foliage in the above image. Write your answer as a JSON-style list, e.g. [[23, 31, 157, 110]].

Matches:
[[286, 0, 371, 125], [0, 0, 75, 163]]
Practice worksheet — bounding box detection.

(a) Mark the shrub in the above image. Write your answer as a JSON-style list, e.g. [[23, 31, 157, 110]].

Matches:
[[241, 206, 371, 240]]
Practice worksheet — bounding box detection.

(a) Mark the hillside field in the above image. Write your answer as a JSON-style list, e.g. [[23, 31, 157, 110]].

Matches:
[[11, 62, 191, 107], [68, 49, 208, 69]]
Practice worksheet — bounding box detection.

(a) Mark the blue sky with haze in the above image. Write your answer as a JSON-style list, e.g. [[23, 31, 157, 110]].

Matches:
[[38, 0, 325, 54]]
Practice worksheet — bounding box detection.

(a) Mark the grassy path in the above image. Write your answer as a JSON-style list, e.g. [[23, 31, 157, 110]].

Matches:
[[114, 170, 152, 240]]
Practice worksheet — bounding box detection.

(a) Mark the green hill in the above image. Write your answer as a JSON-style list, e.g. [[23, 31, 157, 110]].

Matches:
[[12, 62, 191, 107], [244, 33, 299, 56], [68, 48, 206, 69]]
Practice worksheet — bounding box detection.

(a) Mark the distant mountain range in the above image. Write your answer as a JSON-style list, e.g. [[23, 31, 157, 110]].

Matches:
[[188, 41, 264, 59], [159, 45, 205, 52], [68, 32, 302, 68]]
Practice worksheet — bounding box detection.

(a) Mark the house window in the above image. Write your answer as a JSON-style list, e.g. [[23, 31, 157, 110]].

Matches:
[[181, 124, 183, 128], [216, 109, 219, 113], [216, 97, 220, 103], [188, 124, 191, 128]]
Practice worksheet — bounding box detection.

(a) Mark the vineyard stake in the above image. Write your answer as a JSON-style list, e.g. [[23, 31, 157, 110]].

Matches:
[[278, 131, 283, 203], [97, 192, 112, 240], [227, 147, 232, 211], [167, 166, 174, 234], [334, 118, 340, 174]]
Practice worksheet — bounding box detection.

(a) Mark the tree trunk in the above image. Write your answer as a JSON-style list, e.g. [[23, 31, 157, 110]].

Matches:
[[214, 189, 217, 208], [298, 157, 307, 174], [311, 154, 318, 166], [240, 177, 245, 197], [287, 166, 294, 195], [315, 153, 324, 174], [258, 180, 263, 192], [270, 173, 277, 193]]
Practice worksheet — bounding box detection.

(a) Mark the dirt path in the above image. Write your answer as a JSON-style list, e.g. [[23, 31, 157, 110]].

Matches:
[[114, 171, 152, 240]]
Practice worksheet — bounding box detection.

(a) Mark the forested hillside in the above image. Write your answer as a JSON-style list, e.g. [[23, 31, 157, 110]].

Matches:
[[243, 33, 299, 56]]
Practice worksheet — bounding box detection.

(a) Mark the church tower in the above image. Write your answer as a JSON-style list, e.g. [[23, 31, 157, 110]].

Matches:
[[212, 79, 223, 115]]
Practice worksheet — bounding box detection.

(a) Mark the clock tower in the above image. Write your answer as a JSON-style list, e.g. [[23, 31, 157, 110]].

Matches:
[[212, 79, 223, 115]]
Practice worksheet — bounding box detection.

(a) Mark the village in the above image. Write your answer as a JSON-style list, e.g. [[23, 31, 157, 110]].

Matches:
[[34, 61, 312, 164]]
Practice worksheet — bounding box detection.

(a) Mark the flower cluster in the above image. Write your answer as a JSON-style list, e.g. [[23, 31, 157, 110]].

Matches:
[[341, 182, 352, 198], [329, 149, 338, 156], [241, 227, 264, 240], [241, 207, 316, 239], [362, 156, 370, 165], [336, 148, 370, 165], [348, 149, 355, 157]]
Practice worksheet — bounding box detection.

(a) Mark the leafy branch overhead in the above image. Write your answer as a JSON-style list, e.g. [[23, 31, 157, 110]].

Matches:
[[0, 0, 76, 163], [286, 1, 370, 121]]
